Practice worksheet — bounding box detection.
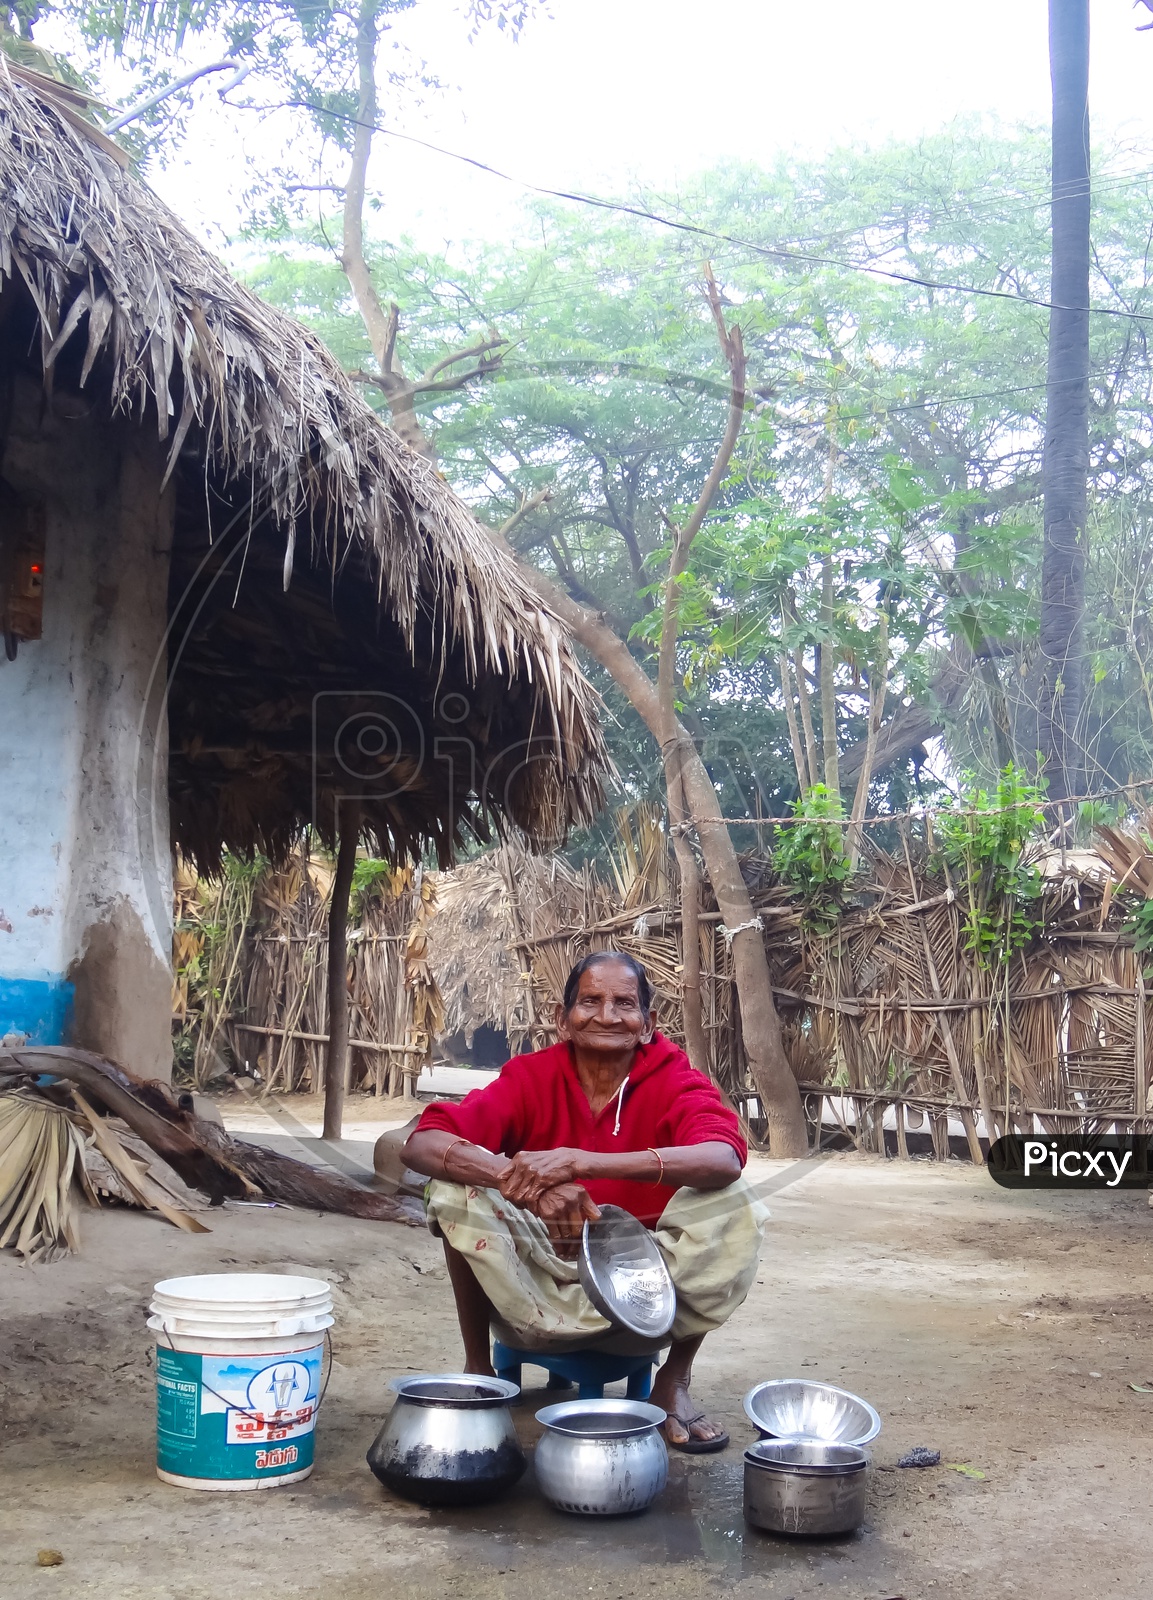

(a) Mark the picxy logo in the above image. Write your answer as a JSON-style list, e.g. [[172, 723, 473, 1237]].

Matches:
[[1023, 1141, 1131, 1185], [988, 1135, 1150, 1189]]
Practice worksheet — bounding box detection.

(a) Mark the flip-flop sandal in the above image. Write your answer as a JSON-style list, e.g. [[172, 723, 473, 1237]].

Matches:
[[664, 1410, 730, 1455]]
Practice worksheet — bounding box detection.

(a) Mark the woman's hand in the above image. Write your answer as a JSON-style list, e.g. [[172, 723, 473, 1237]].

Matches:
[[498, 1147, 589, 1207], [535, 1182, 602, 1258]]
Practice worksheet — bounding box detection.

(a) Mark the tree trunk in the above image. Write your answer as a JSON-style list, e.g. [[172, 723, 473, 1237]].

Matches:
[[323, 802, 361, 1142], [0, 1047, 421, 1224], [1040, 0, 1090, 805], [339, 0, 439, 461], [507, 549, 808, 1155], [667, 767, 709, 1073], [819, 559, 839, 792], [675, 743, 808, 1154], [778, 652, 810, 795], [649, 271, 806, 1153], [793, 645, 820, 788], [848, 612, 889, 867]]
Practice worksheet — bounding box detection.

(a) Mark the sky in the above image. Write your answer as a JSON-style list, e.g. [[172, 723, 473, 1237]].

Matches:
[[112, 0, 1153, 252]]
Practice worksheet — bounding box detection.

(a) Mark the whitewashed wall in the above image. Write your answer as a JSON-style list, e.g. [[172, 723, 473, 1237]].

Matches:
[[0, 378, 174, 1079]]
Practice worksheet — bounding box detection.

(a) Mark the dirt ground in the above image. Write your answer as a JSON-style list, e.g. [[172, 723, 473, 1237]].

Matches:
[[3, 1148, 1151, 1600]]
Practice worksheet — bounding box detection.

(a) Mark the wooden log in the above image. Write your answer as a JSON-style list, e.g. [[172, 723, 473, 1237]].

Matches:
[[0, 1047, 421, 1226]]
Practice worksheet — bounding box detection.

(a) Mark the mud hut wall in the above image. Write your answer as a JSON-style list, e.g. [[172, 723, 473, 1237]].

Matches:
[[1, 379, 174, 1079]]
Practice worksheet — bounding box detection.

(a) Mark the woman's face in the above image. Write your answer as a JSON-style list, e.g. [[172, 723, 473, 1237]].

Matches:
[[556, 959, 652, 1056]]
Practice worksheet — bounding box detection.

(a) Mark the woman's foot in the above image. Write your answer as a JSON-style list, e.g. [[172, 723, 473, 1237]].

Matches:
[[649, 1372, 729, 1453]]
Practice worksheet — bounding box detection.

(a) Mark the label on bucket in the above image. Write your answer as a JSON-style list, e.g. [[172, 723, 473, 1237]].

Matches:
[[156, 1344, 323, 1482]]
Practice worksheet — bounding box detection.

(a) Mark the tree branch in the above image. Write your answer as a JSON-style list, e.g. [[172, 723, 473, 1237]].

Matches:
[[657, 263, 746, 755], [381, 299, 400, 375], [499, 487, 553, 541], [419, 334, 507, 385], [415, 358, 506, 397]]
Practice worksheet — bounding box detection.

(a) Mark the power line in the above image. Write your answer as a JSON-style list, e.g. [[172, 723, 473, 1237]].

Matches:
[[287, 100, 1153, 327]]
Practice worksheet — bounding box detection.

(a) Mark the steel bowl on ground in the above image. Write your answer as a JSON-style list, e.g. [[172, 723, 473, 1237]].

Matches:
[[578, 1205, 676, 1340], [534, 1397, 668, 1515], [744, 1440, 869, 1537], [743, 1380, 881, 1448], [367, 1374, 526, 1506]]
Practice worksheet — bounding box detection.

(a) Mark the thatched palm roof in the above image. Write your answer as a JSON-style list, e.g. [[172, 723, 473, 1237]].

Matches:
[[0, 61, 606, 868]]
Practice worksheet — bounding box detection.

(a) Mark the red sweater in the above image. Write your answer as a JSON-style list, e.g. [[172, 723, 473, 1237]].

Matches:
[[415, 1033, 746, 1225]]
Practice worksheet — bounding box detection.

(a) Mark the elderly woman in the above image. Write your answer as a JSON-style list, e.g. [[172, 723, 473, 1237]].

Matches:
[[403, 950, 766, 1452]]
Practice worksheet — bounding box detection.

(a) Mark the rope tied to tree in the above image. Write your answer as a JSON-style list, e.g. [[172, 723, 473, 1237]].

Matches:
[[719, 914, 764, 944]]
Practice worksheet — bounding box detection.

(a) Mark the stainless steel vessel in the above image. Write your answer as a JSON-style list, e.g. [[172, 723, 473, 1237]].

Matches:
[[744, 1440, 869, 1537], [367, 1374, 525, 1506], [534, 1398, 668, 1515], [743, 1379, 881, 1447], [579, 1205, 676, 1339]]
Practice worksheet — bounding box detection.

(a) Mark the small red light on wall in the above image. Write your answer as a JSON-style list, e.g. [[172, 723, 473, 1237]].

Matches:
[[1, 484, 46, 660]]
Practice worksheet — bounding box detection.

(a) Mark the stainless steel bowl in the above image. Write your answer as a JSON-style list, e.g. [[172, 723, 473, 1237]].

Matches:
[[743, 1380, 881, 1447], [367, 1374, 526, 1506], [744, 1440, 869, 1537], [578, 1205, 676, 1339], [535, 1397, 668, 1515]]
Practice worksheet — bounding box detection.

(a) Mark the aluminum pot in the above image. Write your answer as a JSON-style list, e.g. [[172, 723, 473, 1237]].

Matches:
[[534, 1398, 668, 1516], [744, 1440, 869, 1537], [367, 1374, 525, 1506]]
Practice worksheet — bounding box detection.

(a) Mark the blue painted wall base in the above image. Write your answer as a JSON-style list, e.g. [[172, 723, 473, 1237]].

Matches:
[[0, 975, 74, 1044]]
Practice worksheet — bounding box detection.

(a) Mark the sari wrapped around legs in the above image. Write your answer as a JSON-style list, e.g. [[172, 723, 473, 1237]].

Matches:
[[425, 1175, 767, 1350]]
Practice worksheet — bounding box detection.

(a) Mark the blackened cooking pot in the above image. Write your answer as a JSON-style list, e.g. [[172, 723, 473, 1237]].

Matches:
[[367, 1374, 525, 1506]]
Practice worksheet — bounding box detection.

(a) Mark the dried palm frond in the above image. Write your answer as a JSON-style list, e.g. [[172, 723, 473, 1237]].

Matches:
[[1095, 823, 1153, 898], [422, 848, 532, 1050], [0, 1093, 86, 1262], [73, 1093, 210, 1235]]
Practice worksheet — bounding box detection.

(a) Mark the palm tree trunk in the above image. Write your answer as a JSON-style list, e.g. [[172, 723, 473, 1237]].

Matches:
[[1040, 0, 1090, 805]]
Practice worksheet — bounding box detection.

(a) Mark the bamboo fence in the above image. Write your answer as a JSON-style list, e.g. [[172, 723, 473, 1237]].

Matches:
[[172, 817, 1153, 1155], [174, 853, 437, 1096]]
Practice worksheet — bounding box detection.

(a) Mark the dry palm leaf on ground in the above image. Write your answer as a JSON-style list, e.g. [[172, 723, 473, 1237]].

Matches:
[[80, 1117, 211, 1216], [0, 1046, 423, 1231], [0, 1085, 211, 1261], [72, 1093, 211, 1236], [0, 1092, 86, 1262]]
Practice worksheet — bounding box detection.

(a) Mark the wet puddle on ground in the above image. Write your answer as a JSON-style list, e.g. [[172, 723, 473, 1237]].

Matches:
[[421, 1455, 882, 1586]]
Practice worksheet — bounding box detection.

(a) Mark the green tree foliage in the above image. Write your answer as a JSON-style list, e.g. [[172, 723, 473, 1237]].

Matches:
[[18, 0, 1153, 820], [771, 785, 852, 932], [242, 127, 1153, 822], [31, 1, 534, 201]]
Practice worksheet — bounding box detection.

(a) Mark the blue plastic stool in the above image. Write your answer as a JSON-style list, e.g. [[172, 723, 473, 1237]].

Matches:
[[492, 1341, 654, 1401]]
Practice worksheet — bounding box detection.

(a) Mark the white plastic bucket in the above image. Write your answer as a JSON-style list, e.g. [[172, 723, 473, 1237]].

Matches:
[[149, 1273, 333, 1491]]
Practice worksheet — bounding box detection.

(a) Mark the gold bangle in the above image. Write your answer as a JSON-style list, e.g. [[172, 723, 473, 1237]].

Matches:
[[441, 1137, 470, 1177], [647, 1147, 665, 1185]]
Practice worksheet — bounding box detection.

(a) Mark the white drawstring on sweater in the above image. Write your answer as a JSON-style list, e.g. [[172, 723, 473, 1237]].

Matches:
[[612, 1074, 630, 1136]]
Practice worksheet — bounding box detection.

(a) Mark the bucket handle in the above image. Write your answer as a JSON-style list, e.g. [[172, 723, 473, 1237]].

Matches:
[[153, 1320, 333, 1426]]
